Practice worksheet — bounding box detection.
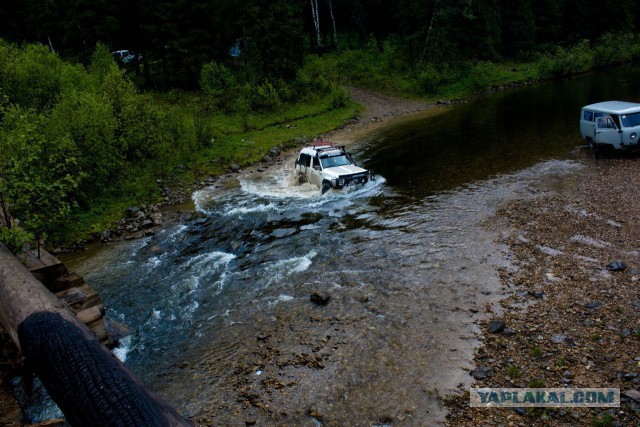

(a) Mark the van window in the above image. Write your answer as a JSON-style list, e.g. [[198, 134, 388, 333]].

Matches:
[[597, 117, 615, 129], [621, 112, 640, 127], [583, 111, 594, 121]]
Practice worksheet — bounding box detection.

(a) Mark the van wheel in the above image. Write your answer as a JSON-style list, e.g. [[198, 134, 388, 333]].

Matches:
[[321, 181, 332, 194], [595, 144, 613, 159]]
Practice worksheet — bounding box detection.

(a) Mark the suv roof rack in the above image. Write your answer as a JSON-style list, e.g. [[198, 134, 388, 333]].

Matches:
[[308, 140, 333, 147]]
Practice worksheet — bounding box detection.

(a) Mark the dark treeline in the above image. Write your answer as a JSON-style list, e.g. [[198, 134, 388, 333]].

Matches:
[[1, 0, 637, 89]]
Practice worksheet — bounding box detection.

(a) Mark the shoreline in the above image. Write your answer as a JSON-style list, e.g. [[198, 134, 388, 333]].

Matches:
[[446, 158, 640, 425]]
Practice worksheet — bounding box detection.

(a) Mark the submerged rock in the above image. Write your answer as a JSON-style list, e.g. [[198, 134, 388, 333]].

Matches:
[[607, 261, 627, 272], [310, 291, 331, 306]]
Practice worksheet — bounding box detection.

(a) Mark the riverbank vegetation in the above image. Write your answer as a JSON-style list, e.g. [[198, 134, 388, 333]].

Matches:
[[2, 0, 640, 247]]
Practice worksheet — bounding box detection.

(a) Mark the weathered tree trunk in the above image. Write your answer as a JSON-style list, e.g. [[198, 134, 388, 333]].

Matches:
[[310, 0, 321, 47], [328, 0, 337, 48], [0, 243, 191, 426], [419, 1, 439, 64]]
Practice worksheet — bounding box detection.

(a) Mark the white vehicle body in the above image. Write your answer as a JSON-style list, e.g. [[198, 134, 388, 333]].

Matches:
[[580, 101, 640, 152], [294, 143, 373, 194]]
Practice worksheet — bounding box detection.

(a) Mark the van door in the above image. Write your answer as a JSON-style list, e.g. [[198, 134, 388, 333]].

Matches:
[[580, 110, 596, 141], [595, 116, 621, 149]]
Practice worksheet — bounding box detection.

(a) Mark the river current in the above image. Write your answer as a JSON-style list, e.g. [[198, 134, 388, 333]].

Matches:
[[26, 64, 640, 424]]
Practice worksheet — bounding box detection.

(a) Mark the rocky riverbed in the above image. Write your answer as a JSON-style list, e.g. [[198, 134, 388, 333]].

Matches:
[[446, 158, 640, 426]]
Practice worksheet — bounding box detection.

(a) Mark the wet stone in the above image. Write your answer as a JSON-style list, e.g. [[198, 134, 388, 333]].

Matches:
[[125, 206, 140, 218], [472, 366, 493, 380], [230, 164, 241, 173], [532, 291, 545, 299], [141, 219, 154, 229], [607, 261, 627, 272], [310, 292, 331, 306], [488, 320, 505, 333], [551, 335, 566, 344], [623, 389, 640, 402], [586, 302, 602, 310]]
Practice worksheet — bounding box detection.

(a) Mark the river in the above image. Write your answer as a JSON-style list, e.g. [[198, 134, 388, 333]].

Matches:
[[51, 65, 640, 425]]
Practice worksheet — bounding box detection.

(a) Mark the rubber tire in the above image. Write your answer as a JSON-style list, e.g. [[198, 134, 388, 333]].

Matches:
[[321, 181, 332, 195], [19, 311, 191, 427]]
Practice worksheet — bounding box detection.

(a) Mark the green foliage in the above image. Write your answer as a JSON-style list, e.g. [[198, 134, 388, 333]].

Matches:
[[0, 105, 81, 243], [241, 0, 304, 81], [249, 80, 282, 112], [0, 227, 34, 254], [200, 62, 237, 97], [417, 64, 443, 94], [0, 42, 64, 110], [506, 365, 520, 379], [530, 346, 542, 358], [469, 61, 499, 91], [538, 40, 594, 77], [527, 378, 546, 388], [592, 413, 614, 427], [555, 357, 567, 367]]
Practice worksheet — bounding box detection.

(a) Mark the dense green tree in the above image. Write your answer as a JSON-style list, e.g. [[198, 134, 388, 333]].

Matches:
[[0, 105, 81, 255], [242, 0, 305, 81]]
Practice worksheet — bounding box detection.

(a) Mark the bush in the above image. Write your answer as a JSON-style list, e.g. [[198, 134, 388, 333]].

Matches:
[[0, 42, 64, 110], [469, 61, 499, 91], [0, 227, 34, 254], [593, 32, 635, 68], [330, 84, 348, 108], [538, 39, 594, 77], [417, 64, 443, 94], [200, 61, 237, 97], [48, 90, 121, 202], [248, 80, 282, 112]]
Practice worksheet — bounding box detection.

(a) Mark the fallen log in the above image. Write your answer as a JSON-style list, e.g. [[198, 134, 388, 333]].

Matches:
[[0, 243, 191, 426]]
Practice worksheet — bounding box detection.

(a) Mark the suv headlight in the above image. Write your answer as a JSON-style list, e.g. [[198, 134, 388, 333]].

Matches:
[[331, 179, 337, 187], [631, 132, 637, 141], [338, 178, 345, 186]]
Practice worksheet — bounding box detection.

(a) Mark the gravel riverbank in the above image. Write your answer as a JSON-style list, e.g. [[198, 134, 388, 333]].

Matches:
[[446, 158, 640, 426]]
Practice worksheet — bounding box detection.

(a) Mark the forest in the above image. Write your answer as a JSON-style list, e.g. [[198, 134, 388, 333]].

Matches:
[[1, 0, 640, 250], [2, 0, 640, 88]]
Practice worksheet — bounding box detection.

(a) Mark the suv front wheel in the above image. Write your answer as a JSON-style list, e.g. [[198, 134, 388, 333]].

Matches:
[[321, 181, 332, 195]]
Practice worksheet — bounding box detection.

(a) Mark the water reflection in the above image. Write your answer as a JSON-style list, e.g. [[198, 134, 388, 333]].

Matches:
[[361, 65, 640, 198]]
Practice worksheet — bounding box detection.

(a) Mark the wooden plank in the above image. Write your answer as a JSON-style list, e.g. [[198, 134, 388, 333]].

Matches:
[[76, 305, 104, 325], [86, 319, 109, 344], [24, 249, 64, 273], [56, 285, 101, 311]]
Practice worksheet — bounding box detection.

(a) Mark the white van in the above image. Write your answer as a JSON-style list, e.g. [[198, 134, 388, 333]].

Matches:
[[580, 101, 640, 155]]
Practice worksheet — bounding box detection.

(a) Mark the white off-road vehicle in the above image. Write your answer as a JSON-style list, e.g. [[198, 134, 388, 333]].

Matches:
[[295, 142, 374, 194]]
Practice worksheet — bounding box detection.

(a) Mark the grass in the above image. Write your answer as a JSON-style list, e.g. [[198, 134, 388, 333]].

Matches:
[[507, 366, 520, 379], [527, 378, 546, 388], [531, 346, 543, 358]]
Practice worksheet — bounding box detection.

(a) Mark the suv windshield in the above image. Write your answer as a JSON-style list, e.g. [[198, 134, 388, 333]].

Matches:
[[621, 112, 640, 127], [320, 155, 352, 168]]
